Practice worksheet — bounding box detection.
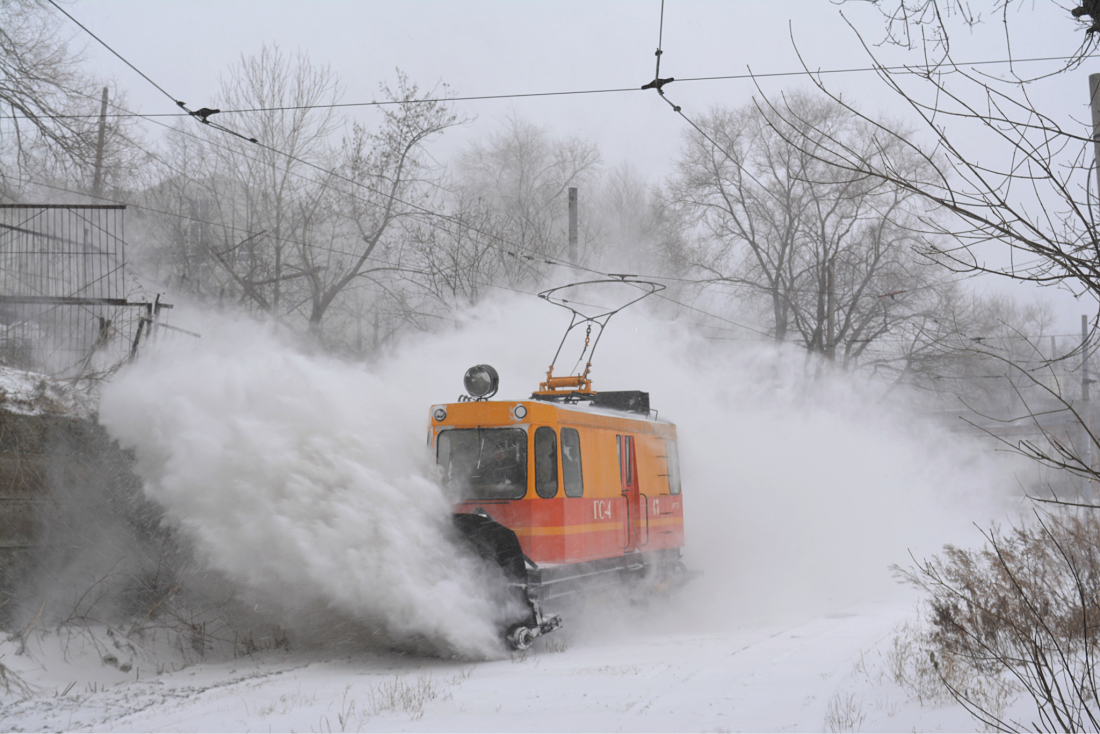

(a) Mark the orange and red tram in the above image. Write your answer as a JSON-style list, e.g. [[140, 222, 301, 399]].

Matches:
[[432, 365, 685, 649]]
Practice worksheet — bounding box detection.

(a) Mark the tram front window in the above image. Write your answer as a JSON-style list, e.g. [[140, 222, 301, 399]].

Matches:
[[437, 428, 527, 500]]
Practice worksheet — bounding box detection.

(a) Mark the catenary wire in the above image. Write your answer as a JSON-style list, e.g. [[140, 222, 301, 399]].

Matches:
[[20, 0, 1093, 122], [57, 82, 1005, 306], [38, 2, 1092, 348], [15, 174, 1082, 351], [1, 52, 1083, 121], [23, 22, 991, 340], [9, 168, 777, 338], [45, 0, 179, 107]]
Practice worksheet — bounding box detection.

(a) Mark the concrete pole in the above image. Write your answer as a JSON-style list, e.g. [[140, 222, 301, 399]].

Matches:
[[568, 187, 578, 265], [1086, 74, 1100, 498], [1084, 314, 1094, 499], [92, 87, 109, 199], [826, 257, 835, 361], [1091, 74, 1100, 203]]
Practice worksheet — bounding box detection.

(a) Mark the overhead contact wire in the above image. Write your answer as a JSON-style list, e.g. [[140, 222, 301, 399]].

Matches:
[[46, 0, 258, 143], [41, 0, 903, 342], [41, 4, 602, 281]]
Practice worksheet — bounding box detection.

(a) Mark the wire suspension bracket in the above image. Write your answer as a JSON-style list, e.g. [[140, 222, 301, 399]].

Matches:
[[640, 0, 680, 111]]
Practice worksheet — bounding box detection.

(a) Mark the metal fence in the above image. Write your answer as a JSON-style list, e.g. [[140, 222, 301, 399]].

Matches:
[[0, 204, 167, 377]]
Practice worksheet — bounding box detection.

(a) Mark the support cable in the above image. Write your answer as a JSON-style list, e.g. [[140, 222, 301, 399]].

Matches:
[[45, 0, 258, 144], [640, 0, 677, 104], [39, 0, 912, 345], [0, 54, 1087, 122]]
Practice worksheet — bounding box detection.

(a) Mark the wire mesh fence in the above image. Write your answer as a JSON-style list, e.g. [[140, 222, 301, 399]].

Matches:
[[0, 204, 171, 378]]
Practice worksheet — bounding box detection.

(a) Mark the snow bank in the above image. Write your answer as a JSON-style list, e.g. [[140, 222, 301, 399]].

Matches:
[[0, 365, 94, 416]]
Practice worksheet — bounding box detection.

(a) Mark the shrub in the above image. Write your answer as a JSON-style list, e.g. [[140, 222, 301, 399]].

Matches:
[[897, 510, 1100, 731]]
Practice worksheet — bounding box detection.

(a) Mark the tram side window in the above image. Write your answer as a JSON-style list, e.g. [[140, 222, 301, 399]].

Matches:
[[665, 438, 682, 495], [617, 435, 632, 486], [534, 426, 559, 498], [561, 427, 583, 497]]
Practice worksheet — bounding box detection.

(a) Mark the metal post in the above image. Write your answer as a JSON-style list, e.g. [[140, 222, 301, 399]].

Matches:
[[826, 256, 835, 361], [568, 187, 578, 265], [1084, 314, 1094, 499], [1086, 75, 1100, 499], [92, 87, 109, 199], [1091, 75, 1100, 204]]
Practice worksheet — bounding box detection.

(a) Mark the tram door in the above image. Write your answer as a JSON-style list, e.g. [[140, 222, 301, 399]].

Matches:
[[617, 435, 641, 553]]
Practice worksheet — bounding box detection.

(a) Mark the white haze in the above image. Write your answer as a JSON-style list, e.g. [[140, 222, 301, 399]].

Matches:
[[98, 293, 1019, 656]]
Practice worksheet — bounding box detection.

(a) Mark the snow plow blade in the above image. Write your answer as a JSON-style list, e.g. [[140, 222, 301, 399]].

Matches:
[[451, 512, 562, 650]]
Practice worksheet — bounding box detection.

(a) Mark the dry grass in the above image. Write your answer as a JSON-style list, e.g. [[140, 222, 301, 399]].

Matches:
[[318, 675, 454, 731], [368, 674, 448, 718], [0, 656, 35, 701], [824, 691, 866, 733], [894, 510, 1100, 731]]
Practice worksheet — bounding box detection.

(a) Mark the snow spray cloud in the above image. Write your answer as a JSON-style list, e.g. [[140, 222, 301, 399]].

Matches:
[[366, 292, 1018, 628], [101, 291, 1017, 654], [99, 319, 515, 659]]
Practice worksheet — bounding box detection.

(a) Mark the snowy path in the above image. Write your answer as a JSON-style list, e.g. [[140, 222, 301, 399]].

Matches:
[[2, 601, 989, 732]]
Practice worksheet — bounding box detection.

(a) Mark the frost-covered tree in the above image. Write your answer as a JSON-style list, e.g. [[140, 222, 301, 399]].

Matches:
[[0, 0, 141, 199], [140, 46, 457, 351], [666, 91, 954, 371]]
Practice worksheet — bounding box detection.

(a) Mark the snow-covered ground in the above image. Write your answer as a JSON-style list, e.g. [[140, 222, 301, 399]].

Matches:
[[0, 365, 94, 416], [2, 597, 998, 732]]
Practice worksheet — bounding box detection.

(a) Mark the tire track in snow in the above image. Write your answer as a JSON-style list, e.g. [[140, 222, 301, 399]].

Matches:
[[4, 660, 313, 731]]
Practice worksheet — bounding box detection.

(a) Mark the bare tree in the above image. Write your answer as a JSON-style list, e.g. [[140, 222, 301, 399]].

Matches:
[[897, 510, 1100, 732], [665, 91, 955, 369], [594, 162, 681, 276], [746, 4, 1100, 458], [455, 115, 601, 277], [142, 46, 459, 350], [796, 9, 1100, 302], [298, 72, 458, 341], [376, 115, 605, 330], [401, 193, 510, 312], [201, 43, 343, 318], [0, 0, 139, 198], [132, 122, 225, 299], [794, 6, 1100, 727], [852, 0, 1099, 67]]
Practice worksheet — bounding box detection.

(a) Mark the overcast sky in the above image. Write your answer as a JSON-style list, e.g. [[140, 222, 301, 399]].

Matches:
[[62, 0, 1099, 331]]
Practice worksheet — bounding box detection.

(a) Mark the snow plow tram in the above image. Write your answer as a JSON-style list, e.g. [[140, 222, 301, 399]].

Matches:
[[431, 280, 686, 650]]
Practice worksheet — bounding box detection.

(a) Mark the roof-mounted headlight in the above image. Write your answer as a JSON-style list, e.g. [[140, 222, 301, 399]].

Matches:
[[463, 364, 499, 400]]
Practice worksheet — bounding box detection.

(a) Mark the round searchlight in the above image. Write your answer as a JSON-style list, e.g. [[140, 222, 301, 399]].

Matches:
[[463, 364, 499, 399]]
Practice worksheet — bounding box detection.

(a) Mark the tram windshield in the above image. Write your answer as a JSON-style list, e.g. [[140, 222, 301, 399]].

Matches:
[[437, 427, 528, 500]]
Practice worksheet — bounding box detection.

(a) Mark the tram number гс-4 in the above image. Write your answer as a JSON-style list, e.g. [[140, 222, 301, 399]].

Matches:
[[593, 500, 613, 520]]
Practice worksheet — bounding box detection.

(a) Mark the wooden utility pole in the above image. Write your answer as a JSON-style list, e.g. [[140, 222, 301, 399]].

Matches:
[[92, 87, 109, 198], [568, 187, 578, 265]]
